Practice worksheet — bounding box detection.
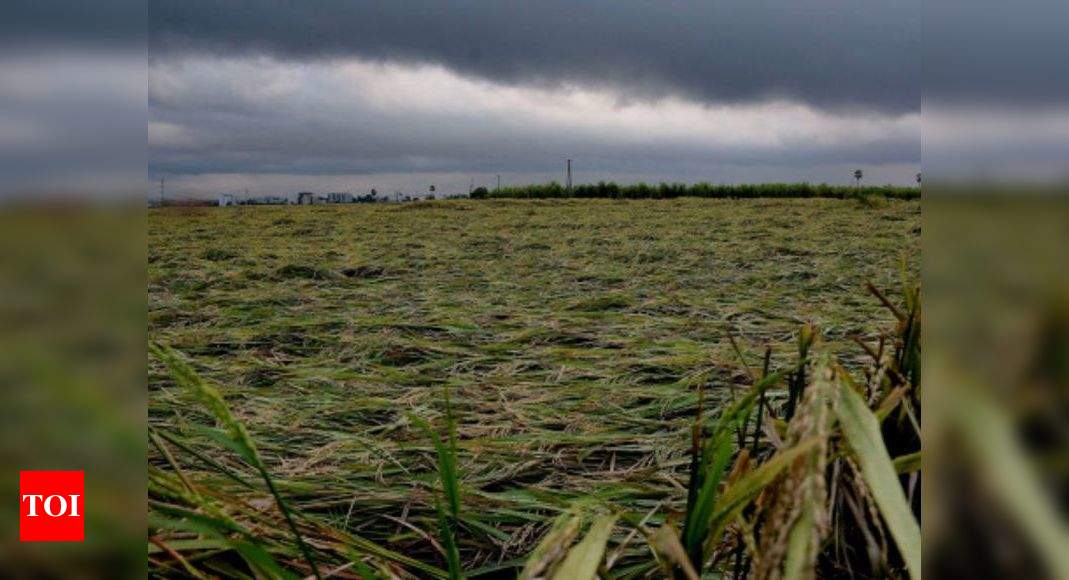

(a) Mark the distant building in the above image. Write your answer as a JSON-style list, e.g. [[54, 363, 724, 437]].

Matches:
[[297, 192, 316, 205], [326, 192, 355, 204], [218, 193, 236, 206], [246, 195, 289, 205]]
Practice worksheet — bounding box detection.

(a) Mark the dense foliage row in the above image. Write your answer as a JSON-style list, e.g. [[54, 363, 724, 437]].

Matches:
[[474, 181, 920, 200]]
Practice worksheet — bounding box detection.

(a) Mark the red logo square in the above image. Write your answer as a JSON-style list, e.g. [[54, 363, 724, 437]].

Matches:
[[19, 471, 84, 542]]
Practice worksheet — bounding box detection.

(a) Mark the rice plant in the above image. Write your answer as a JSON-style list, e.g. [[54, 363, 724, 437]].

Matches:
[[149, 343, 321, 579], [411, 386, 464, 579]]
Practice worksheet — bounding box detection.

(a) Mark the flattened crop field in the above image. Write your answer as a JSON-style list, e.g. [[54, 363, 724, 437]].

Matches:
[[148, 197, 920, 576]]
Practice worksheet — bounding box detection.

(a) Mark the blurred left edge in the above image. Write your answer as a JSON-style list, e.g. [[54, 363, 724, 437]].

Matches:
[[0, 0, 147, 577]]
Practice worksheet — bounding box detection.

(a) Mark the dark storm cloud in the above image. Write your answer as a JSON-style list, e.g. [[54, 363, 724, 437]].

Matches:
[[147, 53, 920, 189], [150, 0, 920, 114], [2, 2, 146, 198], [925, 0, 1069, 106], [148, 54, 918, 172], [151, 103, 918, 177], [4, 0, 145, 47]]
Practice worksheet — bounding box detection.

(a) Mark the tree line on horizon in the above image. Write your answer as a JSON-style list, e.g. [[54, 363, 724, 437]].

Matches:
[[471, 181, 919, 200]]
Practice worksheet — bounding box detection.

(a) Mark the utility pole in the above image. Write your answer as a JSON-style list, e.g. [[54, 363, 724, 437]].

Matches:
[[496, 174, 501, 191], [159, 176, 165, 207], [566, 159, 572, 193]]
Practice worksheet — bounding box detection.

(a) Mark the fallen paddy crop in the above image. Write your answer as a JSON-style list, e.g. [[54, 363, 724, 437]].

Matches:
[[149, 197, 920, 578]]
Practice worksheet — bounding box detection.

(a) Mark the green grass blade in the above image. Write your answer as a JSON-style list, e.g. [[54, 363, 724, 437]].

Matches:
[[150, 512, 297, 580], [892, 451, 921, 474], [681, 432, 733, 568], [437, 503, 464, 580], [834, 374, 921, 578], [948, 379, 1069, 580], [411, 386, 464, 579], [681, 370, 786, 569], [150, 343, 322, 580], [520, 508, 584, 579], [549, 514, 617, 580], [649, 524, 700, 580], [442, 386, 461, 519], [704, 438, 820, 553], [149, 343, 258, 464]]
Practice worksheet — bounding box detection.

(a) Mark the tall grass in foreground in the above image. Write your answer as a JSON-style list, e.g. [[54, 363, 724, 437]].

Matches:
[[411, 388, 464, 580], [148, 281, 922, 578], [149, 343, 321, 579], [149, 344, 448, 579], [501, 280, 922, 578], [680, 369, 786, 570]]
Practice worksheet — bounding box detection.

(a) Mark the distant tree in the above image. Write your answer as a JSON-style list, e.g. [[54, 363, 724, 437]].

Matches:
[[915, 172, 921, 185], [470, 186, 489, 199]]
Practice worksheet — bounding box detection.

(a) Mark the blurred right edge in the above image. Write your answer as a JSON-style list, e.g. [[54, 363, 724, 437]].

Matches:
[[924, 2, 1069, 576], [924, 194, 1069, 579]]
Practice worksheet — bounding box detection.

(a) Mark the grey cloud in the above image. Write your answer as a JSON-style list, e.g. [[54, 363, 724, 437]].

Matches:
[[149, 59, 918, 188], [150, 0, 920, 114], [152, 114, 918, 177], [5, 0, 145, 47], [925, 0, 1069, 106]]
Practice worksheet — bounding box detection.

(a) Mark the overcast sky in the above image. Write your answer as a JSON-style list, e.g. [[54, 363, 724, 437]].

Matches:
[[148, 1, 922, 197]]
